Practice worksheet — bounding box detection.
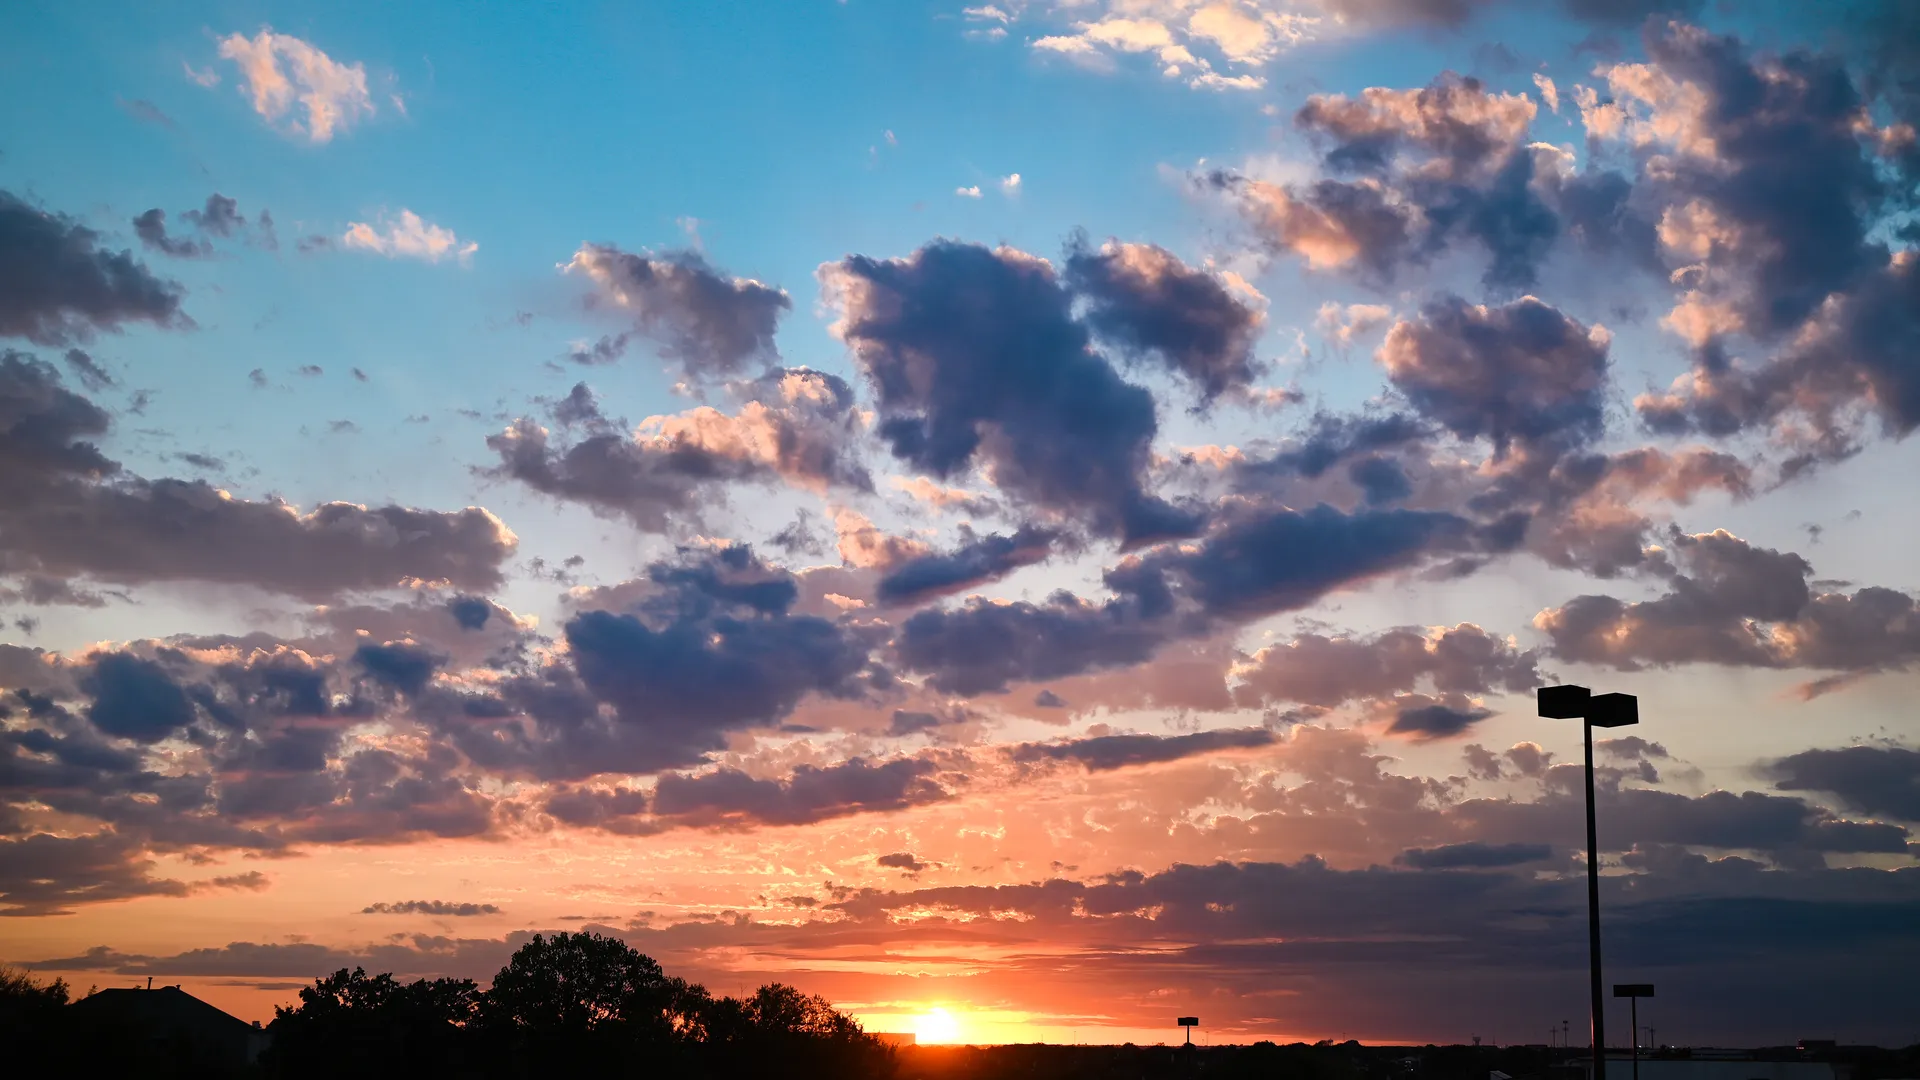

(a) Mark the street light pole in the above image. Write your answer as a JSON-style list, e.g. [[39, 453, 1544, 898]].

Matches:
[[1584, 716, 1603, 1068], [1539, 685, 1640, 1080], [1615, 985, 1654, 1080]]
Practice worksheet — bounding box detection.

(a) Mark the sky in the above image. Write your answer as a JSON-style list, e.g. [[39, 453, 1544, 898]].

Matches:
[[2, 0, 1918, 1049]]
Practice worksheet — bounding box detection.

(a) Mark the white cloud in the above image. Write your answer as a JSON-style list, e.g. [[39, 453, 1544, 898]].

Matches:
[[964, 4, 1013, 22], [1000, 173, 1023, 194], [956, 185, 983, 198], [340, 210, 477, 264], [1533, 72, 1561, 114], [1191, 70, 1265, 91], [1015, 1, 1314, 90], [214, 28, 376, 143], [182, 62, 221, 88]]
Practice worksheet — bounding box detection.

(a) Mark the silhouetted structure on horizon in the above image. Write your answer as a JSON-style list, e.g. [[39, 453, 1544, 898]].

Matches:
[[69, 984, 271, 1070]]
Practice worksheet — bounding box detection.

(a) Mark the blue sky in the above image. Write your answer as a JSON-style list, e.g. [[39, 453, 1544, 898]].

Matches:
[[3, 0, 1918, 1045]]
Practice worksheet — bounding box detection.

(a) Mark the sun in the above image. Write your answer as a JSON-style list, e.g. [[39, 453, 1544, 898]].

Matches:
[[914, 1007, 961, 1044]]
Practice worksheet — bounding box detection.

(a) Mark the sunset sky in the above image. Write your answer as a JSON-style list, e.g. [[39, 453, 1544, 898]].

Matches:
[[3, 0, 1918, 1049]]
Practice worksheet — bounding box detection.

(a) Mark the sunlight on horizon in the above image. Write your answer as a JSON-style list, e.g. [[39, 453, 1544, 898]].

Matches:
[[914, 1007, 961, 1044]]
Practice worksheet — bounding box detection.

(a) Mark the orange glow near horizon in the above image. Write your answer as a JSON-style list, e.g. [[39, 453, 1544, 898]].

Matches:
[[915, 1006, 961, 1044]]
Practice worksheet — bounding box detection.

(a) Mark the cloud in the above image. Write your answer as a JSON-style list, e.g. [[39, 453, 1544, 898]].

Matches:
[[1064, 238, 1267, 402], [1000, 173, 1022, 194], [0, 352, 516, 600], [132, 209, 211, 259], [563, 244, 790, 384], [1200, 72, 1586, 290], [1233, 623, 1540, 709], [0, 831, 190, 916], [1536, 529, 1920, 689], [546, 756, 953, 833], [876, 851, 931, 873], [956, 185, 983, 198], [649, 757, 952, 828], [1395, 841, 1552, 868], [1378, 295, 1611, 457], [895, 592, 1168, 696], [1024, 3, 1311, 87], [486, 374, 868, 532], [1012, 726, 1275, 771], [214, 29, 376, 143], [1112, 502, 1475, 623], [1768, 745, 1920, 822], [362, 900, 502, 916], [821, 240, 1198, 543], [1384, 695, 1494, 739], [446, 547, 874, 779], [875, 525, 1058, 606], [342, 211, 477, 264], [0, 191, 189, 345]]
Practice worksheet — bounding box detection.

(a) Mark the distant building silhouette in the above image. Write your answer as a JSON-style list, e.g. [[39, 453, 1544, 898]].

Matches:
[[69, 985, 270, 1070]]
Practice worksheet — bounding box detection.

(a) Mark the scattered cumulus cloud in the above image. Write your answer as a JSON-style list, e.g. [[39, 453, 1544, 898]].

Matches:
[[213, 29, 378, 143], [341, 210, 478, 264]]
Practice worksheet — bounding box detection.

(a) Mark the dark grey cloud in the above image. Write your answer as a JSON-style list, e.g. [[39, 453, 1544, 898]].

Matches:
[[1012, 727, 1274, 771], [894, 592, 1167, 696], [486, 417, 759, 532], [0, 831, 190, 916], [1617, 23, 1919, 448], [362, 900, 501, 916], [181, 194, 245, 238], [448, 547, 874, 779], [355, 641, 442, 695], [1235, 623, 1540, 711], [487, 372, 869, 532], [1237, 411, 1429, 482], [1320, 0, 1701, 29], [1538, 529, 1920, 686], [1769, 745, 1920, 822], [62, 349, 116, 392], [1112, 503, 1474, 623], [1395, 841, 1552, 869], [1203, 73, 1569, 291], [824, 240, 1199, 543], [448, 595, 493, 631], [876, 851, 930, 873], [650, 757, 950, 828], [131, 209, 211, 259], [875, 525, 1057, 606], [1063, 238, 1264, 401], [1379, 295, 1611, 457], [82, 652, 197, 744], [0, 353, 515, 600], [566, 243, 791, 383], [1386, 696, 1494, 739], [0, 190, 189, 345]]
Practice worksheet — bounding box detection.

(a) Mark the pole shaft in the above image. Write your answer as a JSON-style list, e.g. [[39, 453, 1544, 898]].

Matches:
[[1631, 999, 1639, 1080], [1586, 720, 1606, 1080]]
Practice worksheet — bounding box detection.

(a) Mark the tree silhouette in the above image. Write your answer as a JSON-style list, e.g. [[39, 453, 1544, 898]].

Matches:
[[263, 967, 479, 1079], [249, 931, 895, 1078]]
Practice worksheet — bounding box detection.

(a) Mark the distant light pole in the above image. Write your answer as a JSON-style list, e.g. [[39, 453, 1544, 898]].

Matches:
[[1539, 685, 1640, 1080], [1614, 985, 1654, 1080]]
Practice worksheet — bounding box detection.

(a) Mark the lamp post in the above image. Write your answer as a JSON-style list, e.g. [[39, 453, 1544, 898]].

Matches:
[[1614, 985, 1654, 1080], [1538, 685, 1639, 1080]]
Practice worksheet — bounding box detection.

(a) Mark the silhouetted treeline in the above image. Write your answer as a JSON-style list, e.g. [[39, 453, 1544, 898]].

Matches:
[[262, 931, 894, 1079], [893, 1041, 1920, 1080]]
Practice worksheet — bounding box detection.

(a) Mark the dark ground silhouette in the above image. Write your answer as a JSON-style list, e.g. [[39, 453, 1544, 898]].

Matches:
[[7, 947, 1918, 1079]]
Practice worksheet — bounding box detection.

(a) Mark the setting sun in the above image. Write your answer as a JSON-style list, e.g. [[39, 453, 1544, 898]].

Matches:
[[914, 1007, 961, 1045]]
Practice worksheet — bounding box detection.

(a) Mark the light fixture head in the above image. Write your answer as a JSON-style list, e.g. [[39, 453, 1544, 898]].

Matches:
[[1588, 691, 1639, 728], [1537, 684, 1590, 719]]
